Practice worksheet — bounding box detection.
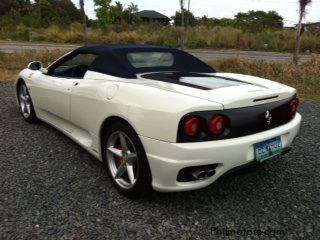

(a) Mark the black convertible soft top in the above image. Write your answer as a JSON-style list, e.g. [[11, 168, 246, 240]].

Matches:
[[74, 44, 215, 79]]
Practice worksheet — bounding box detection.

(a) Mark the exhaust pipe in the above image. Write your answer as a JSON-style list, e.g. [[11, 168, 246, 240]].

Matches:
[[192, 170, 207, 180], [177, 164, 218, 182], [206, 168, 216, 177], [192, 168, 216, 180]]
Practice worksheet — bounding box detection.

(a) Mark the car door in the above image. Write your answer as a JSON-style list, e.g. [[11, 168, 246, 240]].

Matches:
[[35, 52, 97, 132]]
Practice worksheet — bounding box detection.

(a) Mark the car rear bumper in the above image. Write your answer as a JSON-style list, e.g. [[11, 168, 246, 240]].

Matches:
[[140, 113, 301, 192]]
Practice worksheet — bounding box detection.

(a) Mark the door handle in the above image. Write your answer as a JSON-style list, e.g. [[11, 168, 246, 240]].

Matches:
[[73, 82, 79, 86]]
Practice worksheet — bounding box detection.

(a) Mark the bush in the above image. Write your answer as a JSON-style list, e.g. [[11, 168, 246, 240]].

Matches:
[[187, 38, 208, 49], [29, 33, 48, 42]]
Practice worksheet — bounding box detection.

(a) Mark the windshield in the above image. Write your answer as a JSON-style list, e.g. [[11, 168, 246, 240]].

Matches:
[[126, 52, 174, 68]]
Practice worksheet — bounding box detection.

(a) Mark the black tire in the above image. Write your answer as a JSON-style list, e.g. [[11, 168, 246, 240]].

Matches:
[[18, 82, 38, 123], [102, 122, 152, 198]]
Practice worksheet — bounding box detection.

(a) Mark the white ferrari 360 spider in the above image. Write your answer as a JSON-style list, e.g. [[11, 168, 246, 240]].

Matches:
[[16, 44, 301, 198]]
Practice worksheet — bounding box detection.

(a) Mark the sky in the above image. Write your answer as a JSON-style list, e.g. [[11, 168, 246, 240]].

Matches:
[[71, 0, 320, 26]]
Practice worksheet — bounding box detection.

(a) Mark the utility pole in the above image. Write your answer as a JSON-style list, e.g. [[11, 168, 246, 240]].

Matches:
[[180, 0, 185, 50], [293, 0, 312, 65], [186, 0, 190, 30], [80, 0, 88, 45]]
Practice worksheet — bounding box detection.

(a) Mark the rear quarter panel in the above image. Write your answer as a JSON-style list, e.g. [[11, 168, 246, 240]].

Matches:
[[70, 76, 223, 143]]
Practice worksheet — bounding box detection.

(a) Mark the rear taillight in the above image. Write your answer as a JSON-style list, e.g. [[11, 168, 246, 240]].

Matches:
[[209, 115, 225, 136], [290, 97, 299, 115], [179, 114, 229, 142], [183, 117, 201, 137]]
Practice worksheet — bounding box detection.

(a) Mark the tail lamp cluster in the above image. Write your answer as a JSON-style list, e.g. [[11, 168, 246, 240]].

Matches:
[[290, 97, 299, 115], [179, 96, 299, 143], [182, 115, 227, 139]]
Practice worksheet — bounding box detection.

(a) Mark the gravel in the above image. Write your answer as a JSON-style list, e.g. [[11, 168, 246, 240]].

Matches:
[[0, 83, 319, 239]]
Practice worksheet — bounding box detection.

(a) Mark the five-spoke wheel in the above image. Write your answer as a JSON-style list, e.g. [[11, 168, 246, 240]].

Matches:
[[103, 122, 152, 198], [107, 131, 139, 189], [18, 82, 38, 122], [19, 84, 31, 118]]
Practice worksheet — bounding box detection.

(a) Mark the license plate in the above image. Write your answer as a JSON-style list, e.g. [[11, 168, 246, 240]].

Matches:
[[254, 137, 283, 162]]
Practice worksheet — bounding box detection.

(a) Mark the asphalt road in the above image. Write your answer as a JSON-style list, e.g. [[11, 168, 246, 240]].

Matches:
[[0, 41, 314, 63], [0, 84, 319, 239], [188, 49, 313, 63]]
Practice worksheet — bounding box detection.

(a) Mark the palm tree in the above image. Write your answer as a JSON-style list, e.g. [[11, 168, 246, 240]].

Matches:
[[293, 0, 312, 65], [79, 0, 88, 45], [127, 2, 138, 13]]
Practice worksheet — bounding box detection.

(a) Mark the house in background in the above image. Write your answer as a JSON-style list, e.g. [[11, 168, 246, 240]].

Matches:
[[302, 22, 320, 30], [294, 21, 320, 36], [136, 10, 171, 25]]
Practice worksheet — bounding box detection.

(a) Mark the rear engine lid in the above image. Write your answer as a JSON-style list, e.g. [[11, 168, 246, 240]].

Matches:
[[139, 72, 295, 109]]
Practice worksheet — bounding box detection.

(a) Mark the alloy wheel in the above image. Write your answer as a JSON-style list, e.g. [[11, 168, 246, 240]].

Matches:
[[19, 84, 31, 118], [106, 131, 139, 189]]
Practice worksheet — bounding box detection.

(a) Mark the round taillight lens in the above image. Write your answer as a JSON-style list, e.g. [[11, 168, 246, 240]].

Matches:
[[183, 117, 201, 137], [209, 115, 225, 136], [290, 97, 300, 115]]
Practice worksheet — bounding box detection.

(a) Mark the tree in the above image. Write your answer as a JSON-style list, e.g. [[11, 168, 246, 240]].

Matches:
[[196, 16, 235, 28], [235, 10, 283, 32], [28, 0, 82, 27], [109, 1, 124, 24], [0, 0, 83, 29], [293, 0, 312, 65], [79, 0, 88, 45], [127, 2, 138, 14], [106, 1, 139, 25], [218, 18, 236, 27], [36, 0, 52, 27], [33, 0, 82, 27], [0, 0, 30, 16], [124, 2, 139, 24], [94, 0, 112, 29], [172, 10, 196, 27]]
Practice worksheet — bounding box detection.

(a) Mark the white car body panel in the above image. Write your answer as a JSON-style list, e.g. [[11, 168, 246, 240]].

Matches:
[[17, 69, 224, 157], [142, 113, 301, 191], [16, 52, 301, 192], [138, 72, 296, 109]]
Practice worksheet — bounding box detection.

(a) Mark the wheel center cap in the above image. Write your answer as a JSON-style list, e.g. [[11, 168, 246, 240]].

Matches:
[[121, 151, 130, 164]]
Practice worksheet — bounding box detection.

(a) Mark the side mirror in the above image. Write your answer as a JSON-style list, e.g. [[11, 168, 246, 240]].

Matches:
[[40, 68, 48, 74], [28, 61, 48, 74], [28, 61, 43, 71]]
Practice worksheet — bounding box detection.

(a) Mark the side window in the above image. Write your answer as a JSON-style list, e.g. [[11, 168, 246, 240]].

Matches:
[[50, 53, 96, 79]]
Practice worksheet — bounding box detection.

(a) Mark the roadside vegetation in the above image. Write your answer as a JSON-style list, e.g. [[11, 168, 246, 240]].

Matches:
[[0, 1, 318, 101], [209, 57, 320, 102], [0, 51, 319, 102], [0, 50, 65, 85], [1, 24, 320, 53], [1, 1, 319, 53]]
